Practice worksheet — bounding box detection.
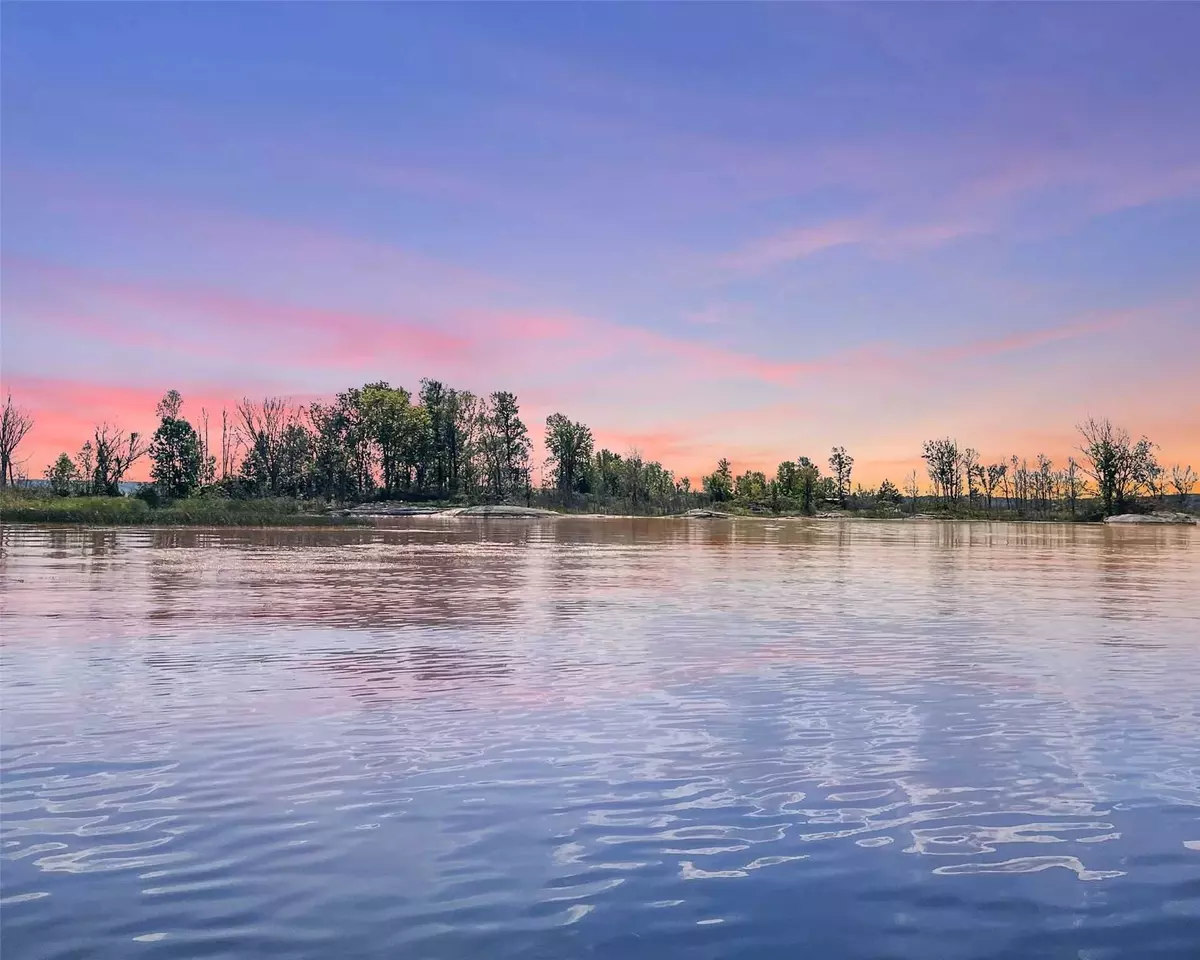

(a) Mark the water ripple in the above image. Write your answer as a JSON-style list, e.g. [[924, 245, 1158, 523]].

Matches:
[[2, 520, 1198, 959]]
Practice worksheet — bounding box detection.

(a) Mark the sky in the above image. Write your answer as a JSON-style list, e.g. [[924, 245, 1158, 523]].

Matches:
[[2, 4, 1198, 484]]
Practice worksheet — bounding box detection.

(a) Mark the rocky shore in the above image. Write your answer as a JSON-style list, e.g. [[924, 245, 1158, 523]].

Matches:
[[1103, 512, 1198, 525]]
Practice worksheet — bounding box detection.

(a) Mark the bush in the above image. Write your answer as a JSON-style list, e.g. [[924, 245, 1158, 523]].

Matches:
[[134, 484, 163, 508]]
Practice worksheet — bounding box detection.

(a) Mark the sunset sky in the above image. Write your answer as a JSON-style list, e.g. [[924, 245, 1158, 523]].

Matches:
[[3, 4, 1198, 484]]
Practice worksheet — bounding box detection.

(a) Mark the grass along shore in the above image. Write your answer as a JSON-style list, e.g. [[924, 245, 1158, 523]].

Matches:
[[0, 491, 365, 527], [4, 489, 1196, 527]]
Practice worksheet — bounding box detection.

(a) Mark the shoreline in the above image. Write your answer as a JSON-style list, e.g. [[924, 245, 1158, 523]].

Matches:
[[4, 511, 1195, 530]]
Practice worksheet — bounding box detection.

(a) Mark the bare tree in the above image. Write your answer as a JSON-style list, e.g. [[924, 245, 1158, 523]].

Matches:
[[219, 407, 242, 481], [237, 397, 294, 496], [982, 462, 1006, 513], [197, 407, 212, 485], [0, 393, 35, 488], [904, 470, 920, 514], [961, 448, 980, 504], [921, 438, 962, 506], [1171, 464, 1197, 509], [1035, 454, 1055, 516], [91, 423, 149, 495], [1063, 457, 1086, 518], [1011, 455, 1030, 515]]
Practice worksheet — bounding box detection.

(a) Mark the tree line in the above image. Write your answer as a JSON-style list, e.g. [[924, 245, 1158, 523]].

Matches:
[[1, 389, 1195, 518]]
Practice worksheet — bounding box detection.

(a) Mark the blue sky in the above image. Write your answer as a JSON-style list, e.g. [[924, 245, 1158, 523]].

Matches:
[[3, 3, 1198, 479]]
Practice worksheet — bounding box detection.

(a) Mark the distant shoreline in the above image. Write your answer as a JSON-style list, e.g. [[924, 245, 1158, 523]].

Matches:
[[4, 507, 1195, 530]]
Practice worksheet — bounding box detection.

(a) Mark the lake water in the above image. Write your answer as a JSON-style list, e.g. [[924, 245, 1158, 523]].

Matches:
[[2, 519, 1199, 959]]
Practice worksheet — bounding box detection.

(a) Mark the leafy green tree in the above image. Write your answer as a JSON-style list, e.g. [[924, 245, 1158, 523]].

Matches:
[[419, 380, 479, 497], [877, 478, 902, 504], [150, 418, 203, 499], [149, 392, 205, 499], [703, 458, 733, 502], [1077, 418, 1158, 515], [361, 382, 427, 496], [624, 449, 645, 508], [277, 423, 315, 497], [44, 453, 80, 496], [641, 459, 676, 513], [481, 391, 530, 499], [545, 413, 594, 498], [775, 460, 800, 497], [308, 390, 371, 500], [734, 469, 768, 502], [796, 456, 821, 514], [593, 449, 625, 498]]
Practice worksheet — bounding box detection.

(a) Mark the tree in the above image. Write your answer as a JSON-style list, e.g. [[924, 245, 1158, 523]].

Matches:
[[961, 448, 980, 503], [156, 389, 184, 420], [1077, 418, 1158, 516], [238, 397, 316, 498], [624, 448, 645, 508], [44, 453, 80, 496], [75, 442, 95, 495], [921, 438, 962, 506], [544, 413, 594, 499], [0, 393, 34, 488], [982, 463, 1006, 512], [828, 446, 854, 506], [91, 423, 149, 496], [1144, 458, 1168, 504], [1063, 457, 1086, 517], [877, 478, 902, 504], [277, 422, 315, 497], [1171, 464, 1197, 508], [1035, 454, 1055, 516], [310, 392, 366, 501], [361, 382, 426, 496], [904, 470, 921, 514], [734, 469, 768, 503], [796, 457, 821, 514], [480, 391, 530, 499], [419, 379, 451, 495], [448, 390, 483, 498], [703, 458, 734, 502], [775, 460, 799, 498], [149, 392, 205, 499]]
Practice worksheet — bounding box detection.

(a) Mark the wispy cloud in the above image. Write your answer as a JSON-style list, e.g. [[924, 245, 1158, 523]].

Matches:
[[4, 256, 475, 371], [720, 216, 979, 275]]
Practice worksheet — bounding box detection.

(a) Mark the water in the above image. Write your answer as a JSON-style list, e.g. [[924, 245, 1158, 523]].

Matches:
[[2, 519, 1198, 959]]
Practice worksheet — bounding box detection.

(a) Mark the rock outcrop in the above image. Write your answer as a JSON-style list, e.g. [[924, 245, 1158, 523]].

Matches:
[[447, 505, 559, 518], [1103, 512, 1197, 525]]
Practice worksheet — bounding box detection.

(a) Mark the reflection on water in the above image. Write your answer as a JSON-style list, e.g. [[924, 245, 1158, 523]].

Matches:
[[2, 519, 1199, 959]]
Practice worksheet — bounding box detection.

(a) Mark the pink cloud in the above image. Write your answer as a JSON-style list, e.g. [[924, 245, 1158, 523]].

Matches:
[[925, 313, 1130, 365], [6, 256, 474, 371], [720, 216, 980, 275]]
